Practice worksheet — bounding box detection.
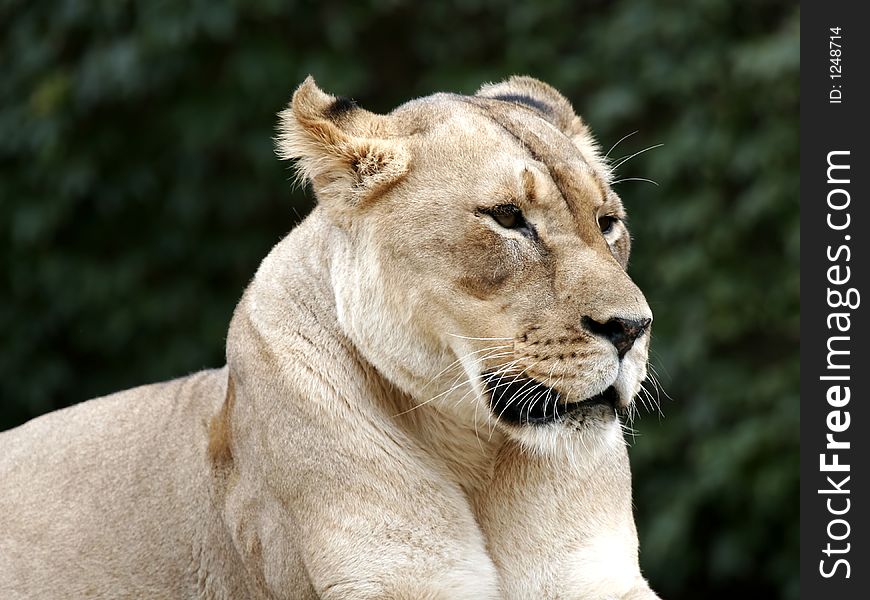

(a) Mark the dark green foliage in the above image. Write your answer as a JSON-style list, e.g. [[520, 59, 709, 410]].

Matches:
[[0, 1, 798, 597]]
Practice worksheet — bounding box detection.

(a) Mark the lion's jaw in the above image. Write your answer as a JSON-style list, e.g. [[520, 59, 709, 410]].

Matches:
[[281, 76, 653, 456]]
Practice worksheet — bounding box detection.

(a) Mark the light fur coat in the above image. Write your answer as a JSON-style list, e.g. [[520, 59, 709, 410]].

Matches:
[[0, 76, 660, 599]]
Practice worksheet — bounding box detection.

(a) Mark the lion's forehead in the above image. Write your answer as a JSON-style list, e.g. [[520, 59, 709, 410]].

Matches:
[[414, 99, 612, 207]]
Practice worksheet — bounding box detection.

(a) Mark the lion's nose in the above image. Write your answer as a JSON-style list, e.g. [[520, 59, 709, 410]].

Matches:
[[582, 316, 651, 359]]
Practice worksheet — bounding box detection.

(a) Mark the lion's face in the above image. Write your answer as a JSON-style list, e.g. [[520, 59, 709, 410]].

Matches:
[[279, 77, 652, 449]]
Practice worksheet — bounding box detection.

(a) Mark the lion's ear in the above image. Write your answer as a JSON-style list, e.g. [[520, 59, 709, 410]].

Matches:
[[476, 76, 599, 157], [276, 77, 409, 206]]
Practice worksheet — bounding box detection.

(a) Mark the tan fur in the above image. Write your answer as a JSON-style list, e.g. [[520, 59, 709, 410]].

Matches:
[[207, 375, 235, 465], [0, 76, 660, 599]]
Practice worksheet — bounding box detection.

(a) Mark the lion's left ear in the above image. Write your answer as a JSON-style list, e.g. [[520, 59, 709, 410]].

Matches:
[[276, 77, 409, 207], [476, 76, 601, 161]]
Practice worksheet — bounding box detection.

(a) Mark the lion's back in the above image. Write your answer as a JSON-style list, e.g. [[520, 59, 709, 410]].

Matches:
[[0, 368, 233, 599]]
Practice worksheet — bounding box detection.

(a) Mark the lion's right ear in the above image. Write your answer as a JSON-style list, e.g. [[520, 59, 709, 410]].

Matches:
[[276, 77, 409, 206], [477, 76, 587, 139], [476, 76, 604, 171]]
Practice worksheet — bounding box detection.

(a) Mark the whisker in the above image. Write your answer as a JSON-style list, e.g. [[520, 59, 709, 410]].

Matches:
[[392, 377, 471, 418], [541, 363, 560, 423], [611, 143, 664, 171], [510, 382, 546, 429], [418, 344, 512, 393], [552, 386, 561, 423], [446, 333, 514, 341], [392, 347, 515, 417], [604, 130, 639, 161], [489, 359, 548, 430], [481, 360, 526, 406], [452, 358, 526, 414], [645, 373, 667, 419], [419, 345, 511, 391], [647, 363, 675, 403], [638, 382, 656, 414], [478, 366, 527, 441], [500, 368, 546, 419], [482, 363, 533, 406], [647, 351, 675, 383], [521, 390, 546, 424], [509, 369, 555, 426], [611, 177, 659, 186], [635, 376, 664, 421], [620, 414, 639, 434], [620, 416, 639, 445], [626, 397, 638, 425]]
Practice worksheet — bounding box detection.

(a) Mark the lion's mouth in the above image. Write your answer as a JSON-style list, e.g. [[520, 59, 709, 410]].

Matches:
[[482, 370, 618, 426]]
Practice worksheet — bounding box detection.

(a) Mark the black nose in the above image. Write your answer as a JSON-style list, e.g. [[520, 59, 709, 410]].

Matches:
[[582, 316, 651, 359]]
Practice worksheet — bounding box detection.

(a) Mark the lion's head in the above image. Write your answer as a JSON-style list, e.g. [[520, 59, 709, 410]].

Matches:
[[278, 76, 652, 452]]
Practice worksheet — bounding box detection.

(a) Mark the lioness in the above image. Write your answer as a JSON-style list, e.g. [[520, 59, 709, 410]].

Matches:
[[0, 76, 660, 599]]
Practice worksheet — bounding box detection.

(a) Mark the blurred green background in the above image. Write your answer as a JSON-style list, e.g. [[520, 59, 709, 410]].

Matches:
[[0, 1, 798, 598]]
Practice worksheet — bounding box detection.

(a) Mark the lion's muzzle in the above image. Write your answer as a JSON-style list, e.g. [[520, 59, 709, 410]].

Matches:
[[482, 370, 619, 426]]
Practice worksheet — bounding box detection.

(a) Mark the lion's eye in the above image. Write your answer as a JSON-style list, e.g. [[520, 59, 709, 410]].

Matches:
[[483, 204, 526, 230], [493, 211, 520, 229], [598, 216, 619, 235]]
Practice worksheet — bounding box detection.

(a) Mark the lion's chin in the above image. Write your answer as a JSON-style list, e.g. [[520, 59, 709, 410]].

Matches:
[[482, 370, 619, 427]]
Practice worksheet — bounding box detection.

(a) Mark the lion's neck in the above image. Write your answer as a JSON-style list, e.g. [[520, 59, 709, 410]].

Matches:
[[226, 208, 502, 495]]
